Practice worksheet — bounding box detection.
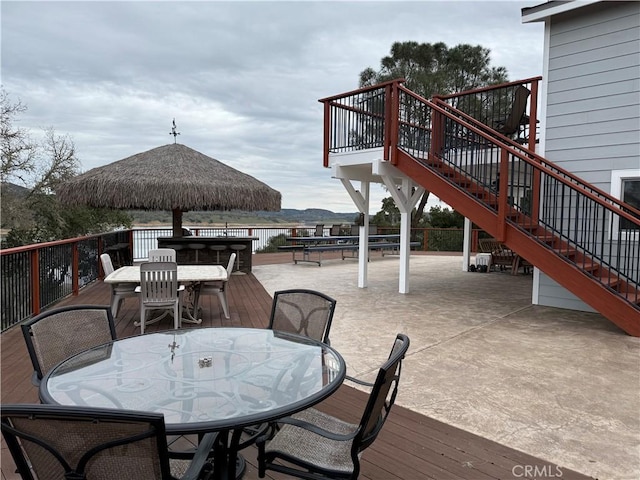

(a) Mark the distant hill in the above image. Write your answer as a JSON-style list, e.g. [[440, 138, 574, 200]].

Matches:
[[255, 208, 359, 223], [129, 208, 359, 225], [1, 182, 30, 198]]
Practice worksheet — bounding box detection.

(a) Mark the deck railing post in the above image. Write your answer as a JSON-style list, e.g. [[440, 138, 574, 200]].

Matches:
[[434, 109, 442, 158], [384, 84, 393, 162], [322, 101, 330, 167], [71, 241, 79, 296], [497, 148, 509, 242], [527, 79, 539, 153], [97, 236, 105, 278], [529, 79, 541, 223], [30, 249, 40, 315], [126, 230, 134, 265]]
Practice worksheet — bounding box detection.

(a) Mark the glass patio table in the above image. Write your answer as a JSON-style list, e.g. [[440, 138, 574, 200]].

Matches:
[[40, 327, 346, 480]]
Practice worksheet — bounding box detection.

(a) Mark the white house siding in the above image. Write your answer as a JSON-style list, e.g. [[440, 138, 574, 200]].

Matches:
[[538, 1, 640, 311]]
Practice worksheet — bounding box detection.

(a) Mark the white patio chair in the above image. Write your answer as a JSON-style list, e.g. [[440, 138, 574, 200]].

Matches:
[[100, 253, 137, 317], [135, 261, 185, 333], [149, 248, 177, 262], [198, 253, 235, 319]]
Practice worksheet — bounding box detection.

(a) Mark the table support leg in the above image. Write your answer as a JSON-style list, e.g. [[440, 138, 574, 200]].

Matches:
[[212, 430, 246, 480]]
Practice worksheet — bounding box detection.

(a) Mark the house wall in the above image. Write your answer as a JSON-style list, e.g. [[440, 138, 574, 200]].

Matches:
[[537, 1, 640, 311]]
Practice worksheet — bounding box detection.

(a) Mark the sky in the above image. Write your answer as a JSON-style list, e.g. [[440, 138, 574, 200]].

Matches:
[[1, 0, 544, 213]]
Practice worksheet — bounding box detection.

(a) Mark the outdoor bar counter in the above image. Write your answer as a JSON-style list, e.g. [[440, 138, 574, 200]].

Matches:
[[157, 236, 257, 272]]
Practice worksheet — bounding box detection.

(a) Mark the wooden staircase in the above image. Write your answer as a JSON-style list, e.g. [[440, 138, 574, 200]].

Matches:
[[394, 149, 640, 336], [319, 78, 640, 336]]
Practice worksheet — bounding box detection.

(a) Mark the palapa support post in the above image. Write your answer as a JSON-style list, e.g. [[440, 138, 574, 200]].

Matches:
[[172, 209, 183, 237]]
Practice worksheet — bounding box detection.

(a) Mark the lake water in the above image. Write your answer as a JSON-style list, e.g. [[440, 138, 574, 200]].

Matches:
[[132, 225, 319, 259]]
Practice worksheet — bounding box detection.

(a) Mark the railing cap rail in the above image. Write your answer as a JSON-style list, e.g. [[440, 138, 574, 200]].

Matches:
[[1, 232, 108, 256], [318, 78, 406, 104], [433, 76, 542, 100]]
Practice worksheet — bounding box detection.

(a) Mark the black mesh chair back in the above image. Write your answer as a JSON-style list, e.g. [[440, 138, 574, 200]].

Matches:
[[21, 305, 116, 385], [2, 404, 172, 480], [356, 333, 409, 452], [2, 404, 215, 480], [268, 289, 337, 344]]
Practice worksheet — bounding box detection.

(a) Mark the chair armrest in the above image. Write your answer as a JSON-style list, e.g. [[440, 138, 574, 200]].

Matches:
[[260, 415, 358, 443], [344, 374, 374, 388]]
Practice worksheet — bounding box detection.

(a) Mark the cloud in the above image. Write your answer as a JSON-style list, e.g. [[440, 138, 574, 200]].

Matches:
[[1, 0, 543, 212]]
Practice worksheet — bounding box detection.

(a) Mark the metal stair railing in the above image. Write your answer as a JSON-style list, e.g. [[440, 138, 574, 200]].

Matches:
[[399, 85, 640, 306]]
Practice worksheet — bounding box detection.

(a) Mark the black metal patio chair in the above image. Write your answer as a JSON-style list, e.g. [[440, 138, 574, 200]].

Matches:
[[232, 289, 338, 456], [21, 304, 117, 388], [268, 289, 337, 345], [256, 333, 410, 479], [1, 403, 215, 480]]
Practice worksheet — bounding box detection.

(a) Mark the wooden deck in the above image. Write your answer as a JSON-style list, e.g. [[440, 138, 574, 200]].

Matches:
[[1, 252, 594, 479]]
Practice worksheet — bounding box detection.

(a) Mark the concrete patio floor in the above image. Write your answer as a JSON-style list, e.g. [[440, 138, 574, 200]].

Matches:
[[253, 254, 640, 480]]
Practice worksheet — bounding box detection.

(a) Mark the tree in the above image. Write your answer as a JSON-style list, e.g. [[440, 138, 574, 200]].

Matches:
[[371, 196, 401, 226], [1, 89, 132, 247], [1, 90, 36, 183], [427, 205, 464, 228], [361, 42, 508, 226], [371, 196, 431, 227]]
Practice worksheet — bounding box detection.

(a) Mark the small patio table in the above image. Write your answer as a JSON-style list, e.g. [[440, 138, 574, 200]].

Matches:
[[40, 327, 346, 480]]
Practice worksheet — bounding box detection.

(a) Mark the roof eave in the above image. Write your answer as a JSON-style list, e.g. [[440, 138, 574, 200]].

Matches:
[[522, 0, 601, 23]]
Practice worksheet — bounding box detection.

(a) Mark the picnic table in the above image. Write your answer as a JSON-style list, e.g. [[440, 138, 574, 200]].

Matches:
[[280, 234, 420, 266]]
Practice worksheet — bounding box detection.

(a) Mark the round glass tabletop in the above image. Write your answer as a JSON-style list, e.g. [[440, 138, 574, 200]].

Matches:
[[40, 328, 346, 434]]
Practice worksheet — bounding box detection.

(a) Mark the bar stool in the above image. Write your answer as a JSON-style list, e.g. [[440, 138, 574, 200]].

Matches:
[[165, 244, 184, 264], [229, 244, 246, 275], [209, 245, 227, 264], [188, 243, 206, 263]]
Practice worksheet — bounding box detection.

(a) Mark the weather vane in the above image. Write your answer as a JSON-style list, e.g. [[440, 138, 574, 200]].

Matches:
[[170, 118, 180, 143]]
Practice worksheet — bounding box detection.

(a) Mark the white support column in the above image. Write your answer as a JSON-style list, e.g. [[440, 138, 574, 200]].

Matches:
[[358, 182, 370, 288], [381, 174, 423, 294], [334, 157, 423, 293], [462, 217, 472, 271], [399, 208, 411, 293], [339, 177, 371, 289]]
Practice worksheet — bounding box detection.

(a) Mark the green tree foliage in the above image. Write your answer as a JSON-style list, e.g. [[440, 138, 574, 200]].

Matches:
[[427, 205, 464, 228], [371, 196, 430, 227], [372, 197, 401, 226], [361, 42, 508, 225], [1, 89, 132, 247], [360, 41, 508, 102], [255, 233, 288, 253]]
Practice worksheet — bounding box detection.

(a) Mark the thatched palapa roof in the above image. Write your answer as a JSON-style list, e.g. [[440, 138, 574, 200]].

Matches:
[[57, 143, 281, 212]]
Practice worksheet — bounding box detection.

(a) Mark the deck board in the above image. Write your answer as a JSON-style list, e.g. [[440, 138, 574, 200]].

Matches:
[[1, 253, 594, 479]]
